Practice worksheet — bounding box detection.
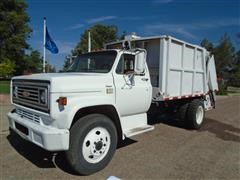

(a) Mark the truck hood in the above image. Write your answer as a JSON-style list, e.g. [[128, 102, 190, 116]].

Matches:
[[13, 73, 114, 93]]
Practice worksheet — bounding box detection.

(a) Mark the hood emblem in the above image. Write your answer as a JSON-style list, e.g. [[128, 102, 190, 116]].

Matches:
[[22, 91, 30, 97]]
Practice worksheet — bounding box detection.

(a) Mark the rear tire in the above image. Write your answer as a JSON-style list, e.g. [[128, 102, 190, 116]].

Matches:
[[66, 114, 117, 175], [186, 99, 205, 129], [178, 102, 189, 121]]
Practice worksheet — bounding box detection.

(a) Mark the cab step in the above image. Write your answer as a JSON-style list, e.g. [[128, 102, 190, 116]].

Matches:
[[124, 125, 154, 137]]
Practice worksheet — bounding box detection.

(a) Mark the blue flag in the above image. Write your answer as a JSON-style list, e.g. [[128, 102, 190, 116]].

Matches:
[[45, 27, 58, 54]]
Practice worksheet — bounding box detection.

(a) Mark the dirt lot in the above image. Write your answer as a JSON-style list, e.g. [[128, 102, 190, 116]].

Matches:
[[0, 95, 240, 179]]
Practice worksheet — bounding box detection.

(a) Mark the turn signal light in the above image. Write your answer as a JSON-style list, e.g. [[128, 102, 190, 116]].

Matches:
[[57, 97, 67, 106]]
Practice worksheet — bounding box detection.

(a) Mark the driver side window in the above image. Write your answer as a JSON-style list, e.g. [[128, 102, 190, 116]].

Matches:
[[116, 54, 135, 74]]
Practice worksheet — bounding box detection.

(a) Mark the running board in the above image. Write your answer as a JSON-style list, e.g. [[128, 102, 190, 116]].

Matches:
[[124, 125, 154, 138]]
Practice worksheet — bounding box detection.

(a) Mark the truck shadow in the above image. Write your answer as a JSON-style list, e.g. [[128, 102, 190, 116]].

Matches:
[[148, 114, 240, 143], [7, 131, 56, 169], [148, 113, 186, 129], [199, 118, 240, 143], [7, 130, 137, 175]]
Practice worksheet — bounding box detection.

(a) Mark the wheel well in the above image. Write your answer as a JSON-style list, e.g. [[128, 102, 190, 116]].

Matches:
[[71, 105, 123, 142], [154, 97, 204, 113]]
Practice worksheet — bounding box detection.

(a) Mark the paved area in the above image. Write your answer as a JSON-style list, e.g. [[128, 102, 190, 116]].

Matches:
[[0, 95, 239, 179]]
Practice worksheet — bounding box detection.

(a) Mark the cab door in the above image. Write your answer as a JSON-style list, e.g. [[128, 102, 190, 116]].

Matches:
[[113, 53, 151, 116]]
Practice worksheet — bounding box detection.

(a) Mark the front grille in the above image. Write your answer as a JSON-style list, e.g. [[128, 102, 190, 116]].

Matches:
[[12, 80, 50, 113], [16, 109, 41, 124], [16, 86, 40, 103]]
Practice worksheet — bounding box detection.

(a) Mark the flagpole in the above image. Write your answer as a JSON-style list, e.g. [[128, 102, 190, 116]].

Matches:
[[88, 31, 91, 52], [43, 17, 46, 73], [87, 31, 91, 69]]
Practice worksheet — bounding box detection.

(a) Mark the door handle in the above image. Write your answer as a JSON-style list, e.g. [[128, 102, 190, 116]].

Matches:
[[141, 78, 149, 81]]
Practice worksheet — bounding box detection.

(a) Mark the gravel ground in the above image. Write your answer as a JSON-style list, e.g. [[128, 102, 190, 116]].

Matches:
[[0, 95, 239, 179]]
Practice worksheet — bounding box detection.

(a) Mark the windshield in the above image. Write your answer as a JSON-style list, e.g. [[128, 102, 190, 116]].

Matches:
[[66, 51, 117, 73]]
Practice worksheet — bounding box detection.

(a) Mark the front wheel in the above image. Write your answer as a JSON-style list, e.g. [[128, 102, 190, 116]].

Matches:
[[66, 114, 117, 175], [186, 99, 205, 129]]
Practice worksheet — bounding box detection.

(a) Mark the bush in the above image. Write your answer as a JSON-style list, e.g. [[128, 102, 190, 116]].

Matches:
[[217, 79, 227, 95], [0, 58, 15, 78]]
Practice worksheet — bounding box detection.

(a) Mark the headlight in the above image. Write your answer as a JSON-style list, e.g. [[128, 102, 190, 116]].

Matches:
[[13, 86, 18, 97], [40, 90, 46, 104]]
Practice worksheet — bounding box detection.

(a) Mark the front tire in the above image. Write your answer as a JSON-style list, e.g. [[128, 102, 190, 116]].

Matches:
[[186, 99, 205, 129], [66, 114, 117, 175]]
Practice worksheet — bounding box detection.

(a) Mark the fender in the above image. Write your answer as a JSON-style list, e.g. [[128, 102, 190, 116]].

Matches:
[[50, 93, 123, 132]]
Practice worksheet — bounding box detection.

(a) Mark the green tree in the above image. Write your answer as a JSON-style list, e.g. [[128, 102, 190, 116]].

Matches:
[[213, 33, 235, 78], [228, 33, 240, 86], [73, 24, 118, 55], [23, 50, 42, 73], [0, 58, 15, 78], [201, 33, 240, 88], [46, 63, 56, 73], [200, 38, 214, 53], [0, 0, 32, 75]]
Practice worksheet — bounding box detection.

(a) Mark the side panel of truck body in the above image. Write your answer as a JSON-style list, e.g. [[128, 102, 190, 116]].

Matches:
[[105, 35, 218, 101], [157, 37, 207, 101]]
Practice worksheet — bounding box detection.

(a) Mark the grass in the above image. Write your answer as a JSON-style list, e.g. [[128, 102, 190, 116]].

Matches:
[[0, 81, 10, 94], [227, 86, 240, 96]]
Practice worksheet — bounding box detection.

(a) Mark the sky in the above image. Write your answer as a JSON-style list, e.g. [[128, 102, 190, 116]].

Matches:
[[26, 0, 240, 71]]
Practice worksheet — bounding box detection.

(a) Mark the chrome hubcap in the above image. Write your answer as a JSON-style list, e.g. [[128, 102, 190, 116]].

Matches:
[[196, 106, 204, 125], [82, 127, 111, 164]]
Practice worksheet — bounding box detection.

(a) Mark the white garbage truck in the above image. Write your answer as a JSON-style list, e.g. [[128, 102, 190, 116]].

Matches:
[[8, 35, 218, 175]]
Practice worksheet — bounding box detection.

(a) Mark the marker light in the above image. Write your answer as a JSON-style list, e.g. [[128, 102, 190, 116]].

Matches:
[[57, 97, 67, 106]]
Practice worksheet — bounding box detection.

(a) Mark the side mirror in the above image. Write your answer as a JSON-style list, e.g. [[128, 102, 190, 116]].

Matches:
[[134, 50, 146, 75]]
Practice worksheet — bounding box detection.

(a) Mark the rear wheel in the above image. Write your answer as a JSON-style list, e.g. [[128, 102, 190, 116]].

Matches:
[[186, 99, 205, 129], [178, 102, 189, 121], [66, 114, 117, 175]]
